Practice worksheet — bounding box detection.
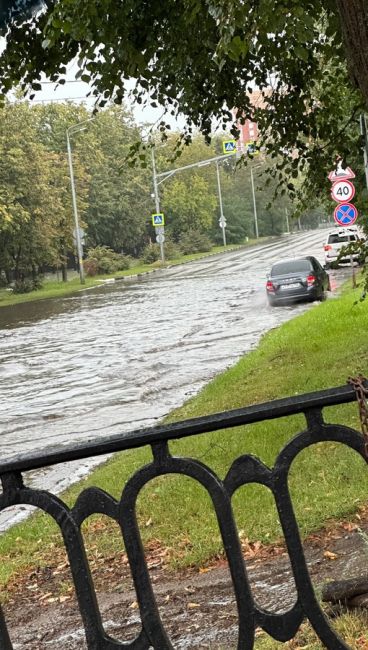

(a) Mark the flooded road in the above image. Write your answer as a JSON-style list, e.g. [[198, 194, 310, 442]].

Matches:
[[0, 230, 344, 523]]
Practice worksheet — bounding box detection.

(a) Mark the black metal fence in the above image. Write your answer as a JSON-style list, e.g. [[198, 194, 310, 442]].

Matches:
[[0, 383, 366, 649]]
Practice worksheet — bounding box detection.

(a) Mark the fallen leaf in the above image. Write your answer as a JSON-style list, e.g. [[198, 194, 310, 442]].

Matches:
[[38, 592, 53, 601], [342, 522, 358, 532], [324, 550, 338, 560], [147, 561, 161, 569]]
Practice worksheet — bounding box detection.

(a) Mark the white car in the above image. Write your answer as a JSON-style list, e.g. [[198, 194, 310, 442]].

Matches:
[[323, 227, 361, 267]]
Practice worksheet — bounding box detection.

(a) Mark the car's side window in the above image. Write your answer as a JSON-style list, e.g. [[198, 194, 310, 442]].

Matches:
[[311, 259, 320, 273]]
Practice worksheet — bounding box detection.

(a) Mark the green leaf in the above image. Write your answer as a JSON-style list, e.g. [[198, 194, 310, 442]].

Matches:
[[294, 45, 309, 62]]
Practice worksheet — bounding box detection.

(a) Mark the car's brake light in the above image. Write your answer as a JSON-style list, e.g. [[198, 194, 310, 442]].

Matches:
[[324, 245, 332, 251], [307, 274, 316, 286], [266, 280, 275, 292]]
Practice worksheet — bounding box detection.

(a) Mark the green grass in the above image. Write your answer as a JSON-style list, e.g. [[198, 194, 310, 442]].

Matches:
[[254, 611, 368, 649], [0, 239, 263, 308], [1, 283, 367, 590], [0, 277, 103, 306]]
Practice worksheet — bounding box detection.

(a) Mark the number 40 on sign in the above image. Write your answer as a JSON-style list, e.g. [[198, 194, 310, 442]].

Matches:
[[331, 179, 355, 203]]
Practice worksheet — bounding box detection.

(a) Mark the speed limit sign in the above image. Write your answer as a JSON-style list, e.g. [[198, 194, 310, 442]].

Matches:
[[331, 179, 355, 203]]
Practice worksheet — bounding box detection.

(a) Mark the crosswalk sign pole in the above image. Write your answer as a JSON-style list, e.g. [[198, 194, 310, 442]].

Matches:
[[151, 147, 165, 263], [216, 162, 226, 246]]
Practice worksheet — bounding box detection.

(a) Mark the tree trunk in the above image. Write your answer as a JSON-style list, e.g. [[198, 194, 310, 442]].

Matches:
[[335, 0, 368, 107], [62, 265, 68, 282], [14, 247, 22, 280], [61, 246, 68, 282]]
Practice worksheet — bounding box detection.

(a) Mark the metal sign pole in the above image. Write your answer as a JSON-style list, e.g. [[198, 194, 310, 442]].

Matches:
[[151, 147, 165, 263], [66, 129, 85, 284], [216, 161, 226, 246]]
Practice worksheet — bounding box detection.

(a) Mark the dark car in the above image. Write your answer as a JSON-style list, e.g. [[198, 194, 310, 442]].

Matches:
[[266, 256, 330, 306]]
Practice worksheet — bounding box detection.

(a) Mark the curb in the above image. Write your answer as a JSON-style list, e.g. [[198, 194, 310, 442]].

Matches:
[[81, 239, 277, 292], [94, 247, 248, 287]]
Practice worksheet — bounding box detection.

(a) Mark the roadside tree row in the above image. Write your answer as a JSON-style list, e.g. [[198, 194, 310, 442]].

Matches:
[[0, 100, 325, 289]]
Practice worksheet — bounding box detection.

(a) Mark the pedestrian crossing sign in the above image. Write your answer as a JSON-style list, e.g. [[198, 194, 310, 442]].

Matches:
[[152, 213, 165, 227], [222, 140, 236, 154]]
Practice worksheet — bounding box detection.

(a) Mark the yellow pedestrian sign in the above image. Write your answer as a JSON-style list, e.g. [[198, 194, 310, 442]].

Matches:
[[152, 213, 165, 227], [222, 140, 236, 154]]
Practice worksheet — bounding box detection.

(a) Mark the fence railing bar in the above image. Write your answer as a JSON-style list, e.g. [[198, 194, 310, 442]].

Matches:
[[0, 382, 361, 475]]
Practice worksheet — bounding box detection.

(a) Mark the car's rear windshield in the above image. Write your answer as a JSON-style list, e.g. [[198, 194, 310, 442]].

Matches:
[[327, 234, 356, 244], [270, 260, 312, 276]]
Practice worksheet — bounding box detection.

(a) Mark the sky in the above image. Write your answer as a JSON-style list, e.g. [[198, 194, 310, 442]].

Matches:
[[27, 60, 187, 130]]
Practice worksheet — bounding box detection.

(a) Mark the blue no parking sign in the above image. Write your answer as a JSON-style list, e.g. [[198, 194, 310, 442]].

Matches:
[[333, 202, 358, 226]]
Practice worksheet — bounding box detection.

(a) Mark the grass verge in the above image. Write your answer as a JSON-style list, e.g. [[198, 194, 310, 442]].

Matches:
[[1, 283, 368, 591], [254, 611, 368, 650], [0, 239, 264, 308]]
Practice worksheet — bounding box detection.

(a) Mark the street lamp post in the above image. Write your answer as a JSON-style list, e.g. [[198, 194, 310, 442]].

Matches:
[[66, 118, 93, 284], [285, 207, 290, 234], [154, 151, 233, 247], [151, 147, 160, 214]]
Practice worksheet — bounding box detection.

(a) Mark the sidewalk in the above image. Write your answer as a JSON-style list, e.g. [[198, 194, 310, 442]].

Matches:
[[5, 510, 368, 649]]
